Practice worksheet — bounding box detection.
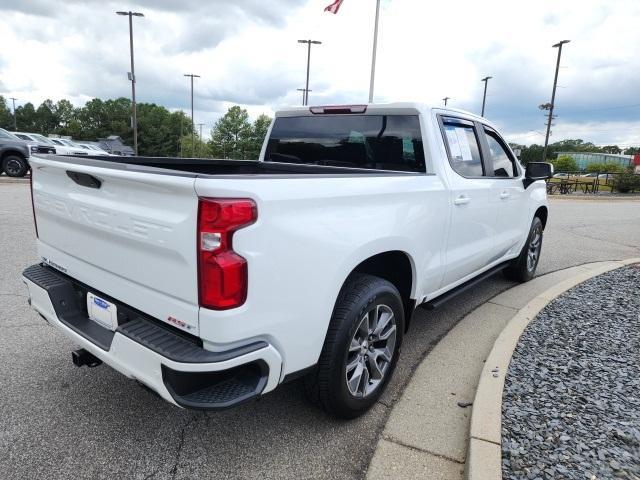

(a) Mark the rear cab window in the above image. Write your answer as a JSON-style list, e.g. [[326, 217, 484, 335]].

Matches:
[[265, 114, 426, 172]]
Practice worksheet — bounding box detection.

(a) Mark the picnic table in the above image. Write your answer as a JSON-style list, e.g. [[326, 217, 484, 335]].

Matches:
[[546, 179, 597, 195]]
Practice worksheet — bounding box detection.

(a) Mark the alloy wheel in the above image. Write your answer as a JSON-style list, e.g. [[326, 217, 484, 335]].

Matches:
[[527, 225, 542, 271], [345, 304, 397, 398]]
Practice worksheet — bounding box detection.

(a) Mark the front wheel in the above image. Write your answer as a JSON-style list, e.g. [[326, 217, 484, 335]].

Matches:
[[2, 155, 29, 177], [304, 274, 404, 419], [503, 216, 544, 282]]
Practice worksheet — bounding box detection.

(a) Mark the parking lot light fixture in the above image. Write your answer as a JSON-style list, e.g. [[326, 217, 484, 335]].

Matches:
[[116, 11, 145, 156], [297, 88, 312, 106], [481, 76, 492, 117], [542, 40, 570, 161], [298, 40, 322, 106], [10, 97, 17, 130], [184, 74, 201, 155]]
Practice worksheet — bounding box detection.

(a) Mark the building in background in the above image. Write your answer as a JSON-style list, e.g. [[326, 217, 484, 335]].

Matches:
[[97, 136, 134, 156], [557, 152, 633, 171]]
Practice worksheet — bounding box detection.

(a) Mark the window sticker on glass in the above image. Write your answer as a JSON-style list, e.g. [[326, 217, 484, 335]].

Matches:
[[445, 126, 474, 161], [457, 130, 473, 161], [445, 126, 463, 160]]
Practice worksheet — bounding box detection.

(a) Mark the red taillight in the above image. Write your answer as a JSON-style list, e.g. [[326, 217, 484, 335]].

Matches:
[[29, 173, 38, 238], [197, 198, 257, 310]]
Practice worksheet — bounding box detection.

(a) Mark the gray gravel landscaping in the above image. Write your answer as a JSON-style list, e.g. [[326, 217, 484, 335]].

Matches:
[[502, 265, 640, 480]]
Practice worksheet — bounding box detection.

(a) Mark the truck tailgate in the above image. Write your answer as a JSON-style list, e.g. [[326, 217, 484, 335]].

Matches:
[[30, 156, 200, 334]]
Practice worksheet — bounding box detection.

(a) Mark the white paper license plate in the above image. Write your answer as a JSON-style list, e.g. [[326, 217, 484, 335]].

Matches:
[[86, 292, 118, 331]]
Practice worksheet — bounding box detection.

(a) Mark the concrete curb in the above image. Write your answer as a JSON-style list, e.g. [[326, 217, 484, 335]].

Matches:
[[0, 177, 30, 184], [548, 195, 640, 201], [466, 257, 640, 480]]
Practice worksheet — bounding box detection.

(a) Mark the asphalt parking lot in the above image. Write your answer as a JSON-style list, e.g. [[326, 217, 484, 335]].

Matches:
[[1, 182, 639, 480]]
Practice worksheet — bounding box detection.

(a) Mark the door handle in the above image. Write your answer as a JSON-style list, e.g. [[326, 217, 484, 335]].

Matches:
[[453, 195, 471, 205], [499, 191, 510, 200]]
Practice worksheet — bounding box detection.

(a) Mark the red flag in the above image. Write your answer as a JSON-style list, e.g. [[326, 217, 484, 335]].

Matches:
[[324, 0, 344, 14]]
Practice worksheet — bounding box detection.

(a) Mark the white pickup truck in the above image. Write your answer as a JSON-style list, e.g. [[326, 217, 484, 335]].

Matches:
[[22, 103, 552, 418]]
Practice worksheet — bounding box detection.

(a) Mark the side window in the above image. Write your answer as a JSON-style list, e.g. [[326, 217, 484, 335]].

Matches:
[[441, 119, 484, 177], [484, 129, 517, 177]]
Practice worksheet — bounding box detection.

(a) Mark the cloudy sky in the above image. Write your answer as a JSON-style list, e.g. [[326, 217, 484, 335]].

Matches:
[[1, 0, 639, 147]]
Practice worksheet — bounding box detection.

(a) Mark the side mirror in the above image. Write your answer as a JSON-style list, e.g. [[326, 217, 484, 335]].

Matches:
[[525, 162, 554, 180]]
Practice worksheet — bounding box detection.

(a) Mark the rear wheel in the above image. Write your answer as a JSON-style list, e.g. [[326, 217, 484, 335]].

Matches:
[[504, 216, 544, 282], [304, 274, 404, 419], [2, 155, 29, 177]]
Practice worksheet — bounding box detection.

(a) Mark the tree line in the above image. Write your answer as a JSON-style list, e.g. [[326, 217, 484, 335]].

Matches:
[[181, 106, 272, 160], [2, 95, 638, 161], [0, 95, 272, 159]]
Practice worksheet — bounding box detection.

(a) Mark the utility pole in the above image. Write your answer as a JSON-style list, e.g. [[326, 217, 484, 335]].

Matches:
[[179, 111, 184, 157], [298, 39, 321, 105], [197, 123, 205, 157], [442, 97, 450, 106], [183, 73, 200, 155], [297, 88, 311, 106], [542, 40, 570, 162], [368, 0, 381, 103], [480, 76, 492, 117], [9, 97, 17, 130], [116, 11, 144, 155]]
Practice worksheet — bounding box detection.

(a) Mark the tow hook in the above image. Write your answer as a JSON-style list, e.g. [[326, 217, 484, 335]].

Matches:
[[71, 348, 102, 368]]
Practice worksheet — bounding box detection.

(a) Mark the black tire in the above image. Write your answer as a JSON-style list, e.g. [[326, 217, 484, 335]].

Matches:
[[304, 273, 404, 419], [503, 216, 544, 283], [2, 155, 29, 177]]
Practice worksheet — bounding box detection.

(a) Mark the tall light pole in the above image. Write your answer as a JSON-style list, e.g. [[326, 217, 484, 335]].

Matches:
[[183, 73, 200, 155], [116, 11, 144, 156], [442, 97, 450, 106], [9, 97, 17, 131], [298, 39, 321, 106], [368, 0, 381, 103], [197, 122, 205, 157], [480, 76, 492, 117], [542, 40, 570, 162], [297, 88, 311, 106]]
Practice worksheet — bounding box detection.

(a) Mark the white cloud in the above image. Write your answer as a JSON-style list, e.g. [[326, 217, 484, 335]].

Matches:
[[0, 0, 638, 146]]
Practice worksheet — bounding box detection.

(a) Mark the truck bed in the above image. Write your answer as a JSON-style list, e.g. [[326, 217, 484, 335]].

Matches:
[[29, 153, 434, 339], [51, 155, 420, 177]]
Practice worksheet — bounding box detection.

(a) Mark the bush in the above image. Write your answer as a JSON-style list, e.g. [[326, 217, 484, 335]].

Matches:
[[612, 172, 640, 193], [585, 162, 623, 173], [551, 155, 578, 172]]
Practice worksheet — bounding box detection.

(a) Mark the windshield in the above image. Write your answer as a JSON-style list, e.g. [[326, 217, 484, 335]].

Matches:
[[265, 114, 425, 172], [0, 128, 20, 140], [50, 139, 64, 145], [29, 134, 55, 145], [15, 134, 35, 141]]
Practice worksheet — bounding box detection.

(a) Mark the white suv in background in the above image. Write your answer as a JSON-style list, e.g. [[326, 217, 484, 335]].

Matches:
[[14, 133, 85, 156], [47, 138, 89, 156], [76, 143, 111, 156]]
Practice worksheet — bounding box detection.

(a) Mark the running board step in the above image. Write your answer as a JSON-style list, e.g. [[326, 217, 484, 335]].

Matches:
[[423, 262, 509, 310]]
